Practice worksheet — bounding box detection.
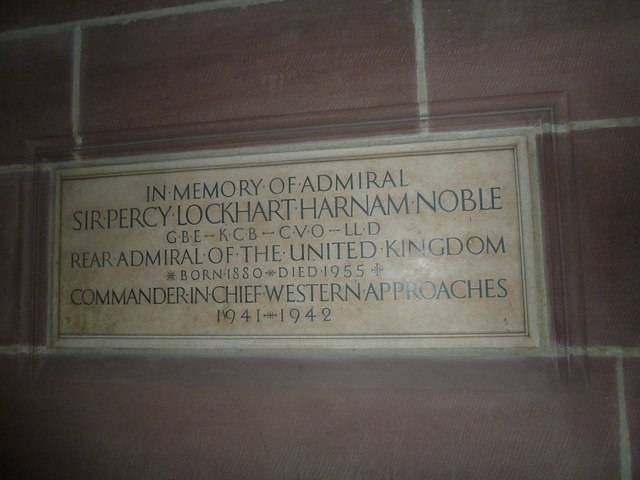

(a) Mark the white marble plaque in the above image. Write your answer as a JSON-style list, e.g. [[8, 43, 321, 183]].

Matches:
[[52, 137, 545, 349]]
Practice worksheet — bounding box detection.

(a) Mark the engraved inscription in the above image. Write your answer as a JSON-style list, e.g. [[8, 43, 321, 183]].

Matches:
[[53, 138, 543, 348]]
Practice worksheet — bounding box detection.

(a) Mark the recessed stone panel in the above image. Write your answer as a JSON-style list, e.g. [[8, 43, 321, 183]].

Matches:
[[52, 137, 545, 349]]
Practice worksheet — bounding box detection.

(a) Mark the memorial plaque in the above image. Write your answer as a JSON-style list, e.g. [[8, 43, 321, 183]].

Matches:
[[51, 137, 545, 349]]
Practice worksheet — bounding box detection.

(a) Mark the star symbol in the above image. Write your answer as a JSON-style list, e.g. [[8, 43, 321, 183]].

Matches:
[[166, 271, 176, 281], [371, 263, 384, 276]]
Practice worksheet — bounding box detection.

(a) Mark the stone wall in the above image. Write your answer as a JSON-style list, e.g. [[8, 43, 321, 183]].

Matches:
[[1, 1, 638, 478]]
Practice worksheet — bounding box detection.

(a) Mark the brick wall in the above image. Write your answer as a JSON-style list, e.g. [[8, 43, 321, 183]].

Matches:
[[1, 1, 638, 478]]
